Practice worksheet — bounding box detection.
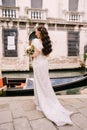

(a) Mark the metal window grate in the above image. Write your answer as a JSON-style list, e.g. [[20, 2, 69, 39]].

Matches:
[[68, 31, 79, 56], [2, 29, 18, 57]]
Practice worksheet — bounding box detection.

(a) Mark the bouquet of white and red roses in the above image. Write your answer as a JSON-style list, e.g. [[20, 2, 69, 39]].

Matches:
[[25, 45, 34, 56]]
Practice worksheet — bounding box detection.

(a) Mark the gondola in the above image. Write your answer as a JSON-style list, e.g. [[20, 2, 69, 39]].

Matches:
[[5, 73, 87, 96]]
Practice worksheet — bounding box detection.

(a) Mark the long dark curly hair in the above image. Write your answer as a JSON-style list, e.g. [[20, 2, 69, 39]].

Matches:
[[36, 25, 52, 56]]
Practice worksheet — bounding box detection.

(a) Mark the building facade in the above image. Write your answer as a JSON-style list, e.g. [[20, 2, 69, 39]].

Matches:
[[0, 0, 87, 71]]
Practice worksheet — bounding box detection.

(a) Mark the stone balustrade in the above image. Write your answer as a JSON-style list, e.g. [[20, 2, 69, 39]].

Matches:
[[64, 11, 84, 22]]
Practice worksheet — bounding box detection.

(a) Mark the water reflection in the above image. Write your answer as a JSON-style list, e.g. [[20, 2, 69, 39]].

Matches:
[[49, 69, 85, 78], [2, 69, 85, 78]]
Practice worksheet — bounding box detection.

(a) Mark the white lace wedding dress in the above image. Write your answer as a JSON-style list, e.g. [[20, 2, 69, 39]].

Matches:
[[32, 38, 73, 126]]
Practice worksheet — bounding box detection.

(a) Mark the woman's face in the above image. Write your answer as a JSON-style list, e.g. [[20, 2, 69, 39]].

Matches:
[[35, 29, 41, 39]]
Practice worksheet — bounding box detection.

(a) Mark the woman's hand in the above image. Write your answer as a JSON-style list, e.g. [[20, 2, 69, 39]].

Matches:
[[30, 47, 40, 58]]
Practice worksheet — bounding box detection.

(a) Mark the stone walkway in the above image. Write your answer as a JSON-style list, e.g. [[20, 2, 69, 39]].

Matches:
[[0, 95, 87, 130]]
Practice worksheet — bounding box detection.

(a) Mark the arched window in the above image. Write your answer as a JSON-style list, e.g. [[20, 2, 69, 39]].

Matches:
[[31, 0, 42, 8]]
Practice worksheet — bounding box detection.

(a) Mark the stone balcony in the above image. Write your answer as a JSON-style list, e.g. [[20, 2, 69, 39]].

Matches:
[[0, 6, 20, 19], [64, 10, 84, 23], [25, 7, 47, 22], [0, 6, 47, 23], [0, 95, 87, 130]]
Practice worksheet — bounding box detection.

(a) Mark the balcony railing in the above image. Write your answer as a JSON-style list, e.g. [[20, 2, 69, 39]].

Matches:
[[0, 6, 19, 18], [26, 8, 47, 21], [64, 11, 84, 22]]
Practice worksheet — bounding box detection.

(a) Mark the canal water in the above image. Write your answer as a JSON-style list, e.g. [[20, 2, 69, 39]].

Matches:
[[2, 69, 87, 95], [2, 69, 86, 78]]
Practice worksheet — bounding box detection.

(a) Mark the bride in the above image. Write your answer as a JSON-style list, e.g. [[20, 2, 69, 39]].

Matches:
[[29, 25, 73, 126]]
